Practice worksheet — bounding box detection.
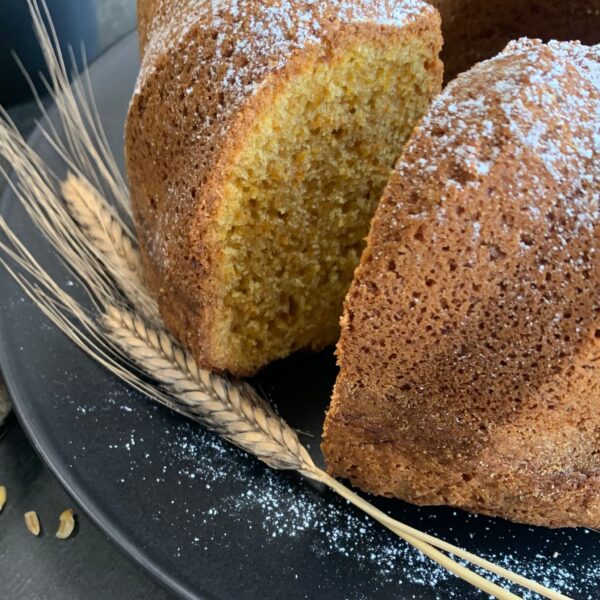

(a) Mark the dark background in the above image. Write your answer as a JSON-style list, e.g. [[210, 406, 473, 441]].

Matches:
[[0, 1, 171, 598]]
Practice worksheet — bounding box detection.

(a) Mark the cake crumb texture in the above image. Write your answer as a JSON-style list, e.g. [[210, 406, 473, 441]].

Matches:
[[126, 0, 442, 374]]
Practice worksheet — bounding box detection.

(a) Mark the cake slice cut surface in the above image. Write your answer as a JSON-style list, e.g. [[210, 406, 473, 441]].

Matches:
[[126, 0, 443, 375]]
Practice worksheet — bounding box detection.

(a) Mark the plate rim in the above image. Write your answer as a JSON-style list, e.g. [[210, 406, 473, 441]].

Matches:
[[0, 31, 208, 600]]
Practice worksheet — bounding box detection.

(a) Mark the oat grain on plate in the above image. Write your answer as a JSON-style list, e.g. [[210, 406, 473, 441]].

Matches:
[[55, 508, 76, 539]]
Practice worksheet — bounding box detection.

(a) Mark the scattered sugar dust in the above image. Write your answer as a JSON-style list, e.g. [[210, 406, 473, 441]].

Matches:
[[70, 387, 599, 600]]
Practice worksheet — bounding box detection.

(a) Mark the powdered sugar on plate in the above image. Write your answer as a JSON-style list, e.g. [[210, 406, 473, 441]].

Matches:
[[69, 383, 600, 599], [4, 283, 599, 598]]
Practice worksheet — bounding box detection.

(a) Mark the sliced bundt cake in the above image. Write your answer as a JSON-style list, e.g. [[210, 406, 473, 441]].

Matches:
[[323, 39, 600, 528], [126, 0, 443, 375]]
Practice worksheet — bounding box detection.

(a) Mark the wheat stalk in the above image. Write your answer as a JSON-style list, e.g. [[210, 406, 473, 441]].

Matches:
[[99, 302, 568, 600], [0, 2, 574, 599]]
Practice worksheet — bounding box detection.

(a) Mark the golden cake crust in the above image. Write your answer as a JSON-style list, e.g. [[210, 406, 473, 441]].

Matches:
[[323, 39, 600, 528], [126, 0, 441, 374]]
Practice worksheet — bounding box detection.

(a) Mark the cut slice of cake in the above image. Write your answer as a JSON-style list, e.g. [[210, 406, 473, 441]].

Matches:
[[126, 0, 443, 375], [323, 39, 600, 528]]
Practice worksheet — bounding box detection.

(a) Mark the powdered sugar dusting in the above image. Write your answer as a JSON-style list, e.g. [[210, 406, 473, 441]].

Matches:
[[134, 0, 432, 103], [396, 38, 600, 242]]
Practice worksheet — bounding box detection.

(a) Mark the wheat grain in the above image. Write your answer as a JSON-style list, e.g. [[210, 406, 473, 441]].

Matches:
[[24, 511, 41, 536], [60, 172, 160, 324], [55, 509, 76, 539]]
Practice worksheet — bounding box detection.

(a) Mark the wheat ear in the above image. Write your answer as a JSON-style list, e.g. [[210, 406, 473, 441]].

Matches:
[[102, 304, 313, 473], [61, 173, 142, 278], [60, 172, 160, 323]]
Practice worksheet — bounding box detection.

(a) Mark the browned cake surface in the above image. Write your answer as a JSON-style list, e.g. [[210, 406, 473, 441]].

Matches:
[[126, 0, 442, 375], [323, 40, 600, 528], [429, 0, 600, 80]]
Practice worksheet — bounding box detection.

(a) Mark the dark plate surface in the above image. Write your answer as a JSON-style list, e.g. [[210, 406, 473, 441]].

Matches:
[[0, 33, 598, 600]]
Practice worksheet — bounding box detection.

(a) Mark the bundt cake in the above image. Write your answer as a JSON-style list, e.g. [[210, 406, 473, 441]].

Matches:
[[322, 39, 600, 528], [126, 0, 443, 375], [429, 0, 600, 80]]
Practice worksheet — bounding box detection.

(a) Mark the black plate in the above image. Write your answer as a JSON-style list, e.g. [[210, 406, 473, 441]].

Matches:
[[0, 33, 598, 600]]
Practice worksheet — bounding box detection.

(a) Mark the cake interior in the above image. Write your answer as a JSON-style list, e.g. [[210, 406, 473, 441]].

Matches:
[[212, 33, 440, 374]]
